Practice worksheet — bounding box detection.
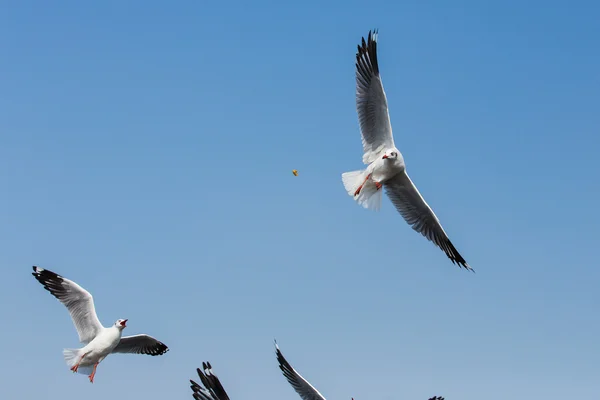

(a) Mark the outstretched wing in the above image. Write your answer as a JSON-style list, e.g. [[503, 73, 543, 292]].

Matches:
[[112, 334, 169, 356], [355, 29, 395, 164], [32, 266, 103, 343], [190, 362, 231, 400], [275, 342, 327, 400], [428, 397, 445, 400], [383, 171, 472, 270]]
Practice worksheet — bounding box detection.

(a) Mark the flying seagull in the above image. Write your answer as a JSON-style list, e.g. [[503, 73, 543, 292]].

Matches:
[[276, 341, 443, 400], [190, 362, 231, 400], [31, 266, 168, 383], [341, 30, 472, 271]]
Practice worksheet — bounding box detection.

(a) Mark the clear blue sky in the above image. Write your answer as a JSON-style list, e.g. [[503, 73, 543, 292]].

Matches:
[[1, 1, 598, 399]]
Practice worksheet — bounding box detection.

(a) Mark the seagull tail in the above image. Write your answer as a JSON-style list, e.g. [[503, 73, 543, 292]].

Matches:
[[63, 348, 94, 375], [341, 170, 382, 211]]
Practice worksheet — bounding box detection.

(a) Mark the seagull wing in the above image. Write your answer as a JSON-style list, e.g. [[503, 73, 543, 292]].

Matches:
[[383, 171, 472, 270], [190, 362, 231, 400], [32, 266, 103, 343], [355, 29, 395, 164], [112, 334, 169, 356], [275, 342, 327, 400]]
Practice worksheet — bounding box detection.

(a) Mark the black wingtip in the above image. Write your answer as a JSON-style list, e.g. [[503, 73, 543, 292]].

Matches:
[[458, 258, 474, 272], [31, 266, 60, 280], [355, 29, 380, 79], [441, 240, 473, 272], [31, 266, 66, 295], [156, 341, 169, 355], [275, 343, 291, 370], [146, 340, 169, 356], [368, 28, 379, 42]]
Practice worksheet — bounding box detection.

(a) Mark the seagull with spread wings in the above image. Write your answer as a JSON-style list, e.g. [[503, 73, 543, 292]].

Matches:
[[276, 342, 443, 400], [190, 362, 231, 400], [31, 266, 168, 383], [341, 30, 472, 270]]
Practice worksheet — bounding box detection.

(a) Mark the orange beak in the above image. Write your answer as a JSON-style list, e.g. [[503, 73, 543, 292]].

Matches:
[[382, 155, 388, 159], [121, 319, 128, 327]]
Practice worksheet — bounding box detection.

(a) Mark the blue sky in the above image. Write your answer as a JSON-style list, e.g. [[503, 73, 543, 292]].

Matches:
[[1, 1, 599, 399]]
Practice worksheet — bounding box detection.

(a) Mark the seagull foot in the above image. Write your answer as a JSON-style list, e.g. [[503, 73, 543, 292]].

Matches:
[[88, 362, 98, 383], [374, 181, 382, 190], [71, 352, 87, 373], [354, 174, 372, 196]]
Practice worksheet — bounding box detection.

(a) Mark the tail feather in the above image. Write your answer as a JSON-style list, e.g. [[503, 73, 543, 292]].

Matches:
[[342, 170, 364, 196], [341, 170, 382, 211], [63, 348, 93, 375]]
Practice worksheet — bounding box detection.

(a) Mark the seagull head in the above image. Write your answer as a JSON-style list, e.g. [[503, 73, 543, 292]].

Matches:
[[115, 319, 128, 330], [382, 149, 398, 160]]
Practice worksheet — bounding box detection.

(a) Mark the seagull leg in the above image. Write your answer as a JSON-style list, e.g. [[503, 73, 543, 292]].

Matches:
[[354, 174, 372, 196], [71, 352, 88, 373], [88, 362, 99, 383], [374, 181, 382, 190]]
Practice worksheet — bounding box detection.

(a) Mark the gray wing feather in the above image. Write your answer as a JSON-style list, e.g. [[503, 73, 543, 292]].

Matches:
[[384, 171, 472, 270], [275, 343, 327, 400], [356, 29, 395, 164], [31, 266, 103, 343], [112, 334, 169, 356]]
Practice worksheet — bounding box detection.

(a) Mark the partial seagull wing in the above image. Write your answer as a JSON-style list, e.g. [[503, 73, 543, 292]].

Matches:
[[384, 171, 472, 270], [275, 342, 327, 400], [190, 362, 231, 400], [428, 397, 445, 400], [32, 266, 103, 343], [355, 29, 395, 164], [112, 334, 169, 356]]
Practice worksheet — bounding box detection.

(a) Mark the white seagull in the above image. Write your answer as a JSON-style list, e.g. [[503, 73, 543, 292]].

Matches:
[[276, 341, 444, 400], [32, 266, 169, 383], [190, 362, 231, 400], [341, 30, 472, 271]]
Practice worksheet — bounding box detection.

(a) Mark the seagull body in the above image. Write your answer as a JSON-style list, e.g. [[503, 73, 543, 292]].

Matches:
[[341, 30, 472, 270], [62, 321, 125, 380], [32, 266, 168, 383], [190, 362, 231, 400]]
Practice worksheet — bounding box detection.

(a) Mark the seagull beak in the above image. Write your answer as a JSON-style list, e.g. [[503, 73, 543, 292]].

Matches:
[[121, 319, 128, 327], [382, 155, 388, 159]]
